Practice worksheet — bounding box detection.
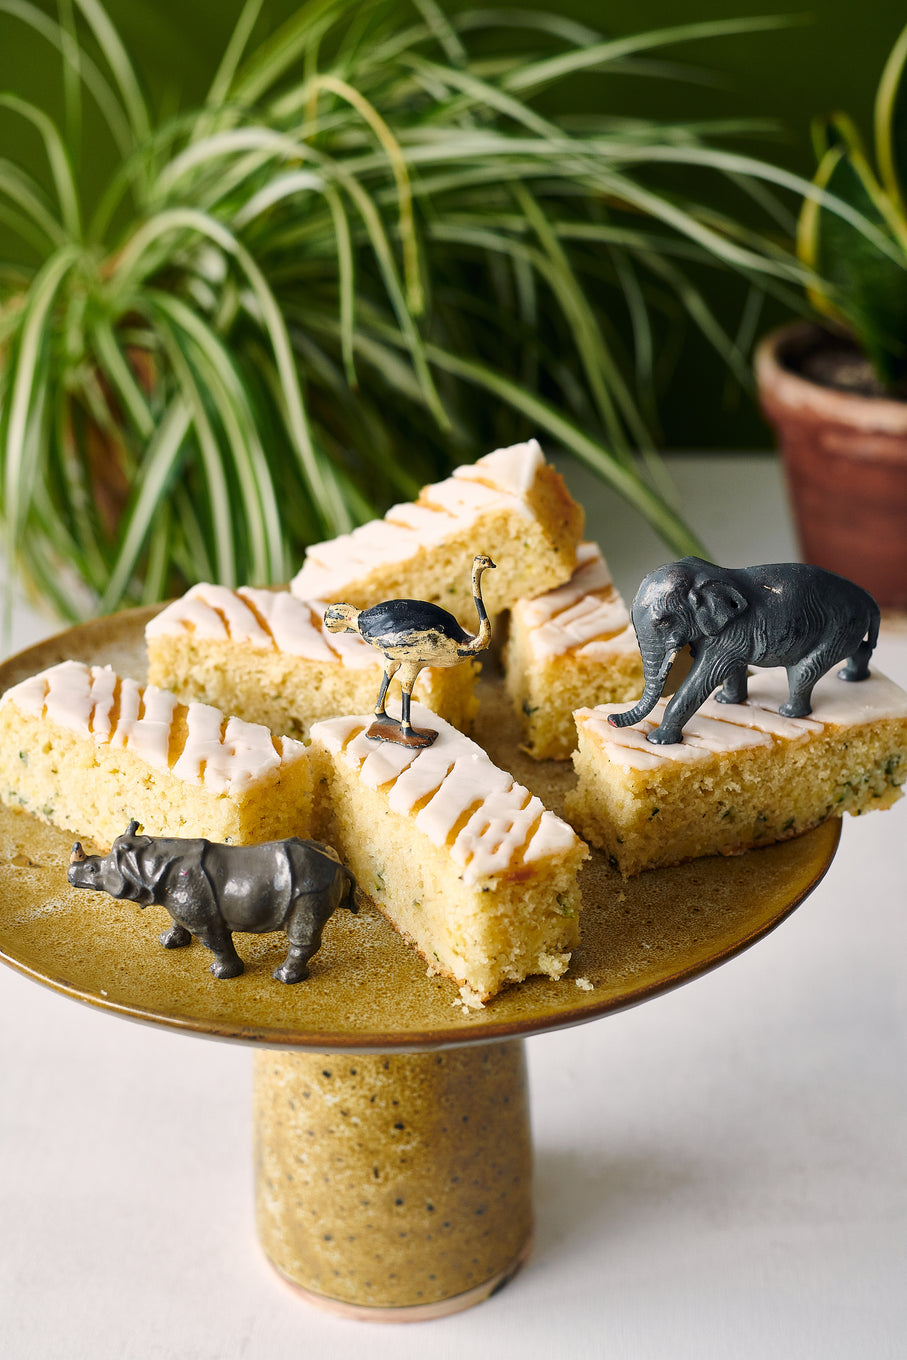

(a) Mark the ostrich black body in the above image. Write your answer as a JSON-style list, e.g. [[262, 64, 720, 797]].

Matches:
[[322, 553, 496, 747], [357, 599, 473, 651]]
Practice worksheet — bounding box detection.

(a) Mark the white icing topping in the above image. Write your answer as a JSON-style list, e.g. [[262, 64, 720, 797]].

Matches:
[[116, 686, 180, 771], [0, 660, 304, 793], [146, 584, 379, 670], [311, 700, 583, 885], [513, 542, 634, 658], [290, 439, 548, 599], [457, 440, 544, 496], [576, 665, 907, 772]]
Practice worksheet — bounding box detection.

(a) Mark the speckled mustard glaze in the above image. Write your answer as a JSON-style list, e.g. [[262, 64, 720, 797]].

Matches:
[[253, 1041, 532, 1310]]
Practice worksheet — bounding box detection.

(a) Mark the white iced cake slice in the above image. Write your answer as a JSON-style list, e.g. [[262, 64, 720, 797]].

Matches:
[[290, 440, 584, 622], [146, 583, 478, 739], [565, 666, 907, 875], [504, 542, 644, 759], [0, 660, 312, 848], [308, 701, 589, 1005]]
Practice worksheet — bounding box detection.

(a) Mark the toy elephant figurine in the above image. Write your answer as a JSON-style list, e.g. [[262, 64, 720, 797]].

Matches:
[[68, 823, 360, 982], [609, 557, 880, 745]]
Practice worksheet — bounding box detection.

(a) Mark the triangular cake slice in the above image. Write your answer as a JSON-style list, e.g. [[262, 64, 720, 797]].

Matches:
[[0, 660, 312, 849], [291, 440, 584, 621], [308, 701, 589, 1006], [565, 666, 907, 875], [146, 583, 478, 738], [504, 542, 643, 760]]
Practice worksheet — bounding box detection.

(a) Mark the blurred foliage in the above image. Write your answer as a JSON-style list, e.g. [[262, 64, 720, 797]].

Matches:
[[797, 23, 907, 393], [0, 0, 895, 620]]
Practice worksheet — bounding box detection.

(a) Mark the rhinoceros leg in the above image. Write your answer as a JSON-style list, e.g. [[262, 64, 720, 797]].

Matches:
[[195, 923, 244, 979], [159, 921, 192, 949], [273, 897, 326, 983], [273, 947, 312, 985]]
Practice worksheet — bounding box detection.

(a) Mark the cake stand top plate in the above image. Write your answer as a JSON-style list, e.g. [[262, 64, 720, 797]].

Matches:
[[0, 608, 839, 1053]]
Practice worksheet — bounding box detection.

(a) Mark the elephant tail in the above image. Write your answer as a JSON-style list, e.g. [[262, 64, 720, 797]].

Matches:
[[866, 599, 881, 653]]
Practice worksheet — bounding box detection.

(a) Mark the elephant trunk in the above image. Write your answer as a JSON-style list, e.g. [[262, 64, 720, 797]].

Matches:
[[608, 647, 675, 729]]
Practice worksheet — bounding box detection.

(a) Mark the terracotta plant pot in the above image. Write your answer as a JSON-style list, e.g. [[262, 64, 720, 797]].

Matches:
[[756, 320, 907, 610]]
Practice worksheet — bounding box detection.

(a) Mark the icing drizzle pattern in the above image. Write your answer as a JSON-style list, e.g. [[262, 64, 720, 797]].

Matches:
[[311, 700, 582, 886], [515, 542, 635, 658], [146, 584, 380, 670], [1, 660, 305, 794], [577, 666, 907, 772], [290, 440, 544, 599]]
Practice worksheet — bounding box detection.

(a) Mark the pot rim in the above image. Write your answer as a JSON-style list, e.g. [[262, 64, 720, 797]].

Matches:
[[755, 320, 907, 435]]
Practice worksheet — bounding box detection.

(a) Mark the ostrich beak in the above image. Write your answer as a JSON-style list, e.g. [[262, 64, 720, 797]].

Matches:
[[70, 843, 86, 865]]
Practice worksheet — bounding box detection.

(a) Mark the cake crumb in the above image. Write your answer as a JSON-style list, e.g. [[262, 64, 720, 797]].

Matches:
[[455, 984, 485, 1012], [574, 976, 594, 991], [537, 949, 571, 980]]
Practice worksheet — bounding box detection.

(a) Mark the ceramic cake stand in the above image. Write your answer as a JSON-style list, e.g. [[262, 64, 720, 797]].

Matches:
[[0, 611, 840, 1321]]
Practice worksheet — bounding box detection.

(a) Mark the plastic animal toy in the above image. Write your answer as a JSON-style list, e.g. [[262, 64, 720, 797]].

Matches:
[[609, 556, 879, 745], [323, 554, 496, 747], [68, 823, 360, 982]]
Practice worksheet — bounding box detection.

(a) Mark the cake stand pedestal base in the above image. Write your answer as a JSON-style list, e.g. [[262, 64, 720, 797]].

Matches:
[[253, 1040, 533, 1318]]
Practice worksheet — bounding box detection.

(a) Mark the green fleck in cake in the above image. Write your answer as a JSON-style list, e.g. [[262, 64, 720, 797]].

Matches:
[[290, 440, 584, 622], [308, 701, 589, 1006], [0, 660, 312, 849], [565, 666, 907, 876], [504, 542, 644, 760], [146, 584, 478, 739]]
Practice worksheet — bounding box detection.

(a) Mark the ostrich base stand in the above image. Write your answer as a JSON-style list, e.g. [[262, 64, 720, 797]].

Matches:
[[366, 716, 438, 748]]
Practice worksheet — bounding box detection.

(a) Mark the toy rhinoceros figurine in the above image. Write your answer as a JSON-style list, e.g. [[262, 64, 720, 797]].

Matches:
[[68, 821, 360, 983]]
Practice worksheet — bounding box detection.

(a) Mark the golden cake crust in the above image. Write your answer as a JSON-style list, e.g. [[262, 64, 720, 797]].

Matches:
[[146, 584, 479, 737], [308, 700, 588, 1005], [505, 542, 643, 759], [565, 666, 907, 875], [290, 441, 584, 623], [0, 660, 312, 849]]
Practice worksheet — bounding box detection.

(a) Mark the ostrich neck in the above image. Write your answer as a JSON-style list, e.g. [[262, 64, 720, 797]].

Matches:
[[463, 569, 492, 653]]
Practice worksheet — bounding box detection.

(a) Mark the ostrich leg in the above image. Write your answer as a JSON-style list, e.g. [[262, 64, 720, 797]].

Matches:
[[374, 660, 399, 717], [366, 661, 437, 748]]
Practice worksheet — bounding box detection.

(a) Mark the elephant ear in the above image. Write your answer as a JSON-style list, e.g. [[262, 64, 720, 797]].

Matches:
[[688, 580, 747, 636]]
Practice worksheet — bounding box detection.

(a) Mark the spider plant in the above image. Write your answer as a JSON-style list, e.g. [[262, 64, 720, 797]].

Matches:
[[0, 0, 825, 620], [797, 20, 907, 393]]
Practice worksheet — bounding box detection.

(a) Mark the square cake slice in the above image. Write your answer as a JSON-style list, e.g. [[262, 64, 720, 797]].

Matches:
[[504, 542, 644, 759], [565, 666, 907, 876], [146, 584, 478, 739], [308, 701, 589, 1006], [290, 439, 584, 622], [0, 660, 312, 848]]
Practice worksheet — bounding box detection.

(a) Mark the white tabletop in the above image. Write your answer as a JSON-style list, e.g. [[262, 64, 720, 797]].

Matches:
[[1, 455, 905, 1360]]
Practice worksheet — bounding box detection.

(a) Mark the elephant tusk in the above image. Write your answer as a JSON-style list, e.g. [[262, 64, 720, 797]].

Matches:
[[70, 843, 86, 864]]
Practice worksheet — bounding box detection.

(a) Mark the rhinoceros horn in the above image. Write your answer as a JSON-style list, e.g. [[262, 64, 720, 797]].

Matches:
[[70, 842, 86, 865]]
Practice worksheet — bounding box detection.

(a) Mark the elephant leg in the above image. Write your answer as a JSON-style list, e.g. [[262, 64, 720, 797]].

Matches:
[[780, 658, 826, 718], [374, 660, 400, 717], [838, 640, 872, 682], [716, 665, 749, 705], [159, 920, 192, 949], [195, 923, 244, 979], [649, 658, 721, 744], [274, 900, 325, 983]]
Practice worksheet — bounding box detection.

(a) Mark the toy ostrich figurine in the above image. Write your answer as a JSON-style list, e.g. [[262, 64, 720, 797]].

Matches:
[[324, 555, 496, 747]]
